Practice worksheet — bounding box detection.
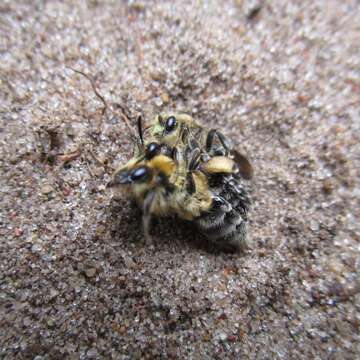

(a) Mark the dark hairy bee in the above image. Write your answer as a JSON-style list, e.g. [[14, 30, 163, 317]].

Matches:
[[109, 113, 253, 251]]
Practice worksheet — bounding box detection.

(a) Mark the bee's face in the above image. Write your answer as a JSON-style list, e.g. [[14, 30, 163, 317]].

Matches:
[[109, 154, 176, 200], [150, 113, 196, 147], [112, 165, 152, 186], [109, 159, 155, 198]]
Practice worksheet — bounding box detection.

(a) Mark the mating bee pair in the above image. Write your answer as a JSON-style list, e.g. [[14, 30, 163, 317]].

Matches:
[[109, 113, 253, 251]]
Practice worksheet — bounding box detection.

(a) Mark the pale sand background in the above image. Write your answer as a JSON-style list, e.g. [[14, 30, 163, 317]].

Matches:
[[1, 1, 359, 358]]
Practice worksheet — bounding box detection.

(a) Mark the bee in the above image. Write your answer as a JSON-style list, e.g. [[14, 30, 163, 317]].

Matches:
[[147, 113, 253, 250], [108, 117, 213, 244], [109, 114, 252, 251], [148, 113, 253, 180]]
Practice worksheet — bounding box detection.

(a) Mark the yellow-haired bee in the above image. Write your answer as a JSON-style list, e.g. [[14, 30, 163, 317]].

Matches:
[[109, 114, 252, 251], [148, 113, 253, 178]]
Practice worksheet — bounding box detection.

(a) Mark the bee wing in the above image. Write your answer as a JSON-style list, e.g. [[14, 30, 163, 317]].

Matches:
[[230, 150, 253, 180]]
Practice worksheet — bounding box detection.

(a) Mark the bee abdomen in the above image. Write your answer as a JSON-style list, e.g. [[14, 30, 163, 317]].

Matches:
[[196, 212, 226, 229], [196, 176, 250, 251]]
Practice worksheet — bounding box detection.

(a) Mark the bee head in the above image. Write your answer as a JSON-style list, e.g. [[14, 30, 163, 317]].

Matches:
[[145, 142, 161, 160], [108, 155, 175, 197], [150, 113, 195, 146], [111, 165, 151, 185]]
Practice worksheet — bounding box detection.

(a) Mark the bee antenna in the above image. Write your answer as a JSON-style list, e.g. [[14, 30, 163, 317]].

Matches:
[[137, 115, 144, 148], [67, 66, 137, 137], [67, 66, 108, 116], [114, 104, 136, 137]]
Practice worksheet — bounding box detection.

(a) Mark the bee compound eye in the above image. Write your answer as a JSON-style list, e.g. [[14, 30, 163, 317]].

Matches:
[[165, 116, 177, 132], [146, 142, 161, 159], [112, 170, 130, 185], [130, 166, 149, 182]]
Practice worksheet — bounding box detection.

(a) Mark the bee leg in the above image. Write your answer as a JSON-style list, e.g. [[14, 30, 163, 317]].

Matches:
[[179, 123, 189, 145], [216, 131, 231, 153], [142, 191, 156, 244], [185, 148, 202, 194], [186, 172, 196, 194], [205, 129, 216, 152], [193, 127, 203, 138], [171, 147, 179, 167], [188, 148, 201, 171], [170, 146, 183, 179], [206, 129, 231, 155]]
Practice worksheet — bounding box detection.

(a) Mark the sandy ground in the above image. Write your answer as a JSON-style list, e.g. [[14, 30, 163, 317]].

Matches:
[[1, 0, 359, 359]]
